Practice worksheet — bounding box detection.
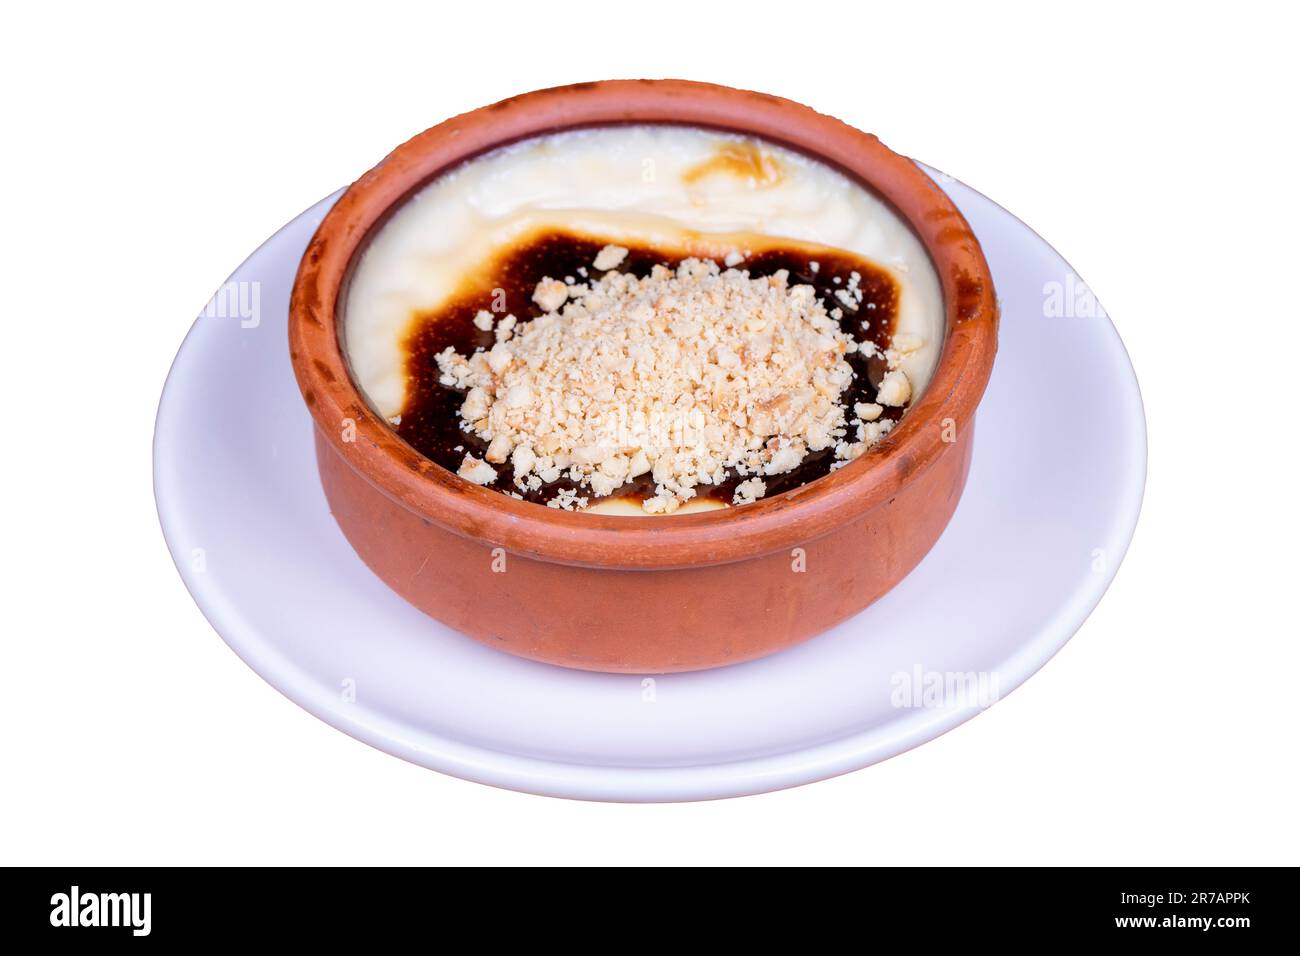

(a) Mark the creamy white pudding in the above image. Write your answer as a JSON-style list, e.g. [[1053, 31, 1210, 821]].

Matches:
[[342, 125, 945, 514]]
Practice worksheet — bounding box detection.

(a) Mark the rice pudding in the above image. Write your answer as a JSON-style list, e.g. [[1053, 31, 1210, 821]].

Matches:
[[343, 125, 944, 515]]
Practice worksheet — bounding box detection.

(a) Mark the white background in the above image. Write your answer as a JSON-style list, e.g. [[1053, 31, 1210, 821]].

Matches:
[[4, 2, 1296, 865]]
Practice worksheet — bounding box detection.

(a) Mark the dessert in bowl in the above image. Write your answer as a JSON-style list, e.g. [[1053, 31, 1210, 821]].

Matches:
[[290, 80, 997, 673], [347, 125, 944, 516]]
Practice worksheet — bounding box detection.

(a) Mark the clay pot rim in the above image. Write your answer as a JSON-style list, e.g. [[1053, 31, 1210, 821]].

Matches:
[[289, 79, 998, 570]]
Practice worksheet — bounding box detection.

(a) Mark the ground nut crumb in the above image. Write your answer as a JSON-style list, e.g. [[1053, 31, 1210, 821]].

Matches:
[[733, 477, 767, 505], [876, 369, 912, 406], [473, 309, 494, 331], [485, 434, 513, 463], [532, 278, 569, 312], [546, 488, 588, 511], [457, 454, 497, 485], [495, 313, 517, 342], [854, 402, 883, 422], [641, 492, 680, 515], [511, 444, 536, 475], [592, 244, 629, 271]]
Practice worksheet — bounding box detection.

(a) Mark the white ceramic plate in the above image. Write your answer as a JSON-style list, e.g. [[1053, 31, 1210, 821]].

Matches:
[[154, 168, 1146, 801]]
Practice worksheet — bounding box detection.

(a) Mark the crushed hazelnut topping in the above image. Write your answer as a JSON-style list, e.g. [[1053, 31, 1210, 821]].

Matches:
[[531, 279, 569, 313], [592, 244, 629, 271], [457, 454, 497, 485], [876, 369, 912, 406], [436, 257, 917, 511], [733, 477, 767, 505]]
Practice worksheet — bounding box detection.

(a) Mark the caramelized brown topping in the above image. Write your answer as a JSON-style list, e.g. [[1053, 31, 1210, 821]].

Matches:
[[681, 141, 783, 188]]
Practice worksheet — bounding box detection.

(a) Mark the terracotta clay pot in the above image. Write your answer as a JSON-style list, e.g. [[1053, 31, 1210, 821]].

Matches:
[[289, 79, 998, 673]]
